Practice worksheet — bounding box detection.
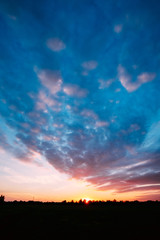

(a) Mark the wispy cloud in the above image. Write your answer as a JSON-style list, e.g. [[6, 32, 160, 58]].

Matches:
[[81, 109, 98, 120], [63, 84, 88, 98], [82, 61, 98, 70], [137, 72, 156, 84], [98, 79, 114, 89], [141, 117, 160, 151], [95, 121, 109, 128]]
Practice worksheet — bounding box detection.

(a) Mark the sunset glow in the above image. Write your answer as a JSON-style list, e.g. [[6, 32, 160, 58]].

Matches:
[[0, 0, 160, 202], [82, 198, 92, 203]]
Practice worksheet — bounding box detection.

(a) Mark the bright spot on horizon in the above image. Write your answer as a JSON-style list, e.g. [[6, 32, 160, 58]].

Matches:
[[82, 198, 92, 203]]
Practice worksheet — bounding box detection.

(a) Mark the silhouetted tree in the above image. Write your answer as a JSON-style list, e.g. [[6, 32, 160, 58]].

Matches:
[[0, 195, 5, 203], [78, 199, 83, 204]]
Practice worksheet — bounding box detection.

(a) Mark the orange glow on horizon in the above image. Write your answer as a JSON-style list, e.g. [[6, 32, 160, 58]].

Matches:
[[82, 197, 92, 203]]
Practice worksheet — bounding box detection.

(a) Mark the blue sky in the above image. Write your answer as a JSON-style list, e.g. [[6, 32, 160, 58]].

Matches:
[[0, 0, 160, 200]]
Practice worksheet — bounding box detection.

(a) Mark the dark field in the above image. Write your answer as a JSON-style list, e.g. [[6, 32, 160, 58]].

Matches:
[[0, 201, 160, 239]]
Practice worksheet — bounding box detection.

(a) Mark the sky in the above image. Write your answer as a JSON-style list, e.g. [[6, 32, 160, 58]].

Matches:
[[0, 0, 160, 202]]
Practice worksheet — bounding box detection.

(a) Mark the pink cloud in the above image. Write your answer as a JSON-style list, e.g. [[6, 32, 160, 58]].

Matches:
[[114, 24, 123, 33], [63, 84, 88, 98], [21, 123, 30, 128], [53, 123, 64, 128], [95, 121, 109, 128], [98, 78, 114, 89], [36, 91, 61, 112], [36, 69, 62, 94], [137, 72, 156, 83], [31, 127, 41, 134], [39, 91, 59, 106], [81, 109, 109, 128], [120, 124, 141, 136], [82, 60, 98, 70], [129, 124, 141, 132], [38, 91, 55, 107], [43, 135, 52, 141], [81, 109, 98, 120], [118, 65, 156, 92], [47, 38, 66, 52]]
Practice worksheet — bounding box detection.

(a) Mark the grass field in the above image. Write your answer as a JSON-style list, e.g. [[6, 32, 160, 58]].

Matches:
[[0, 201, 160, 239]]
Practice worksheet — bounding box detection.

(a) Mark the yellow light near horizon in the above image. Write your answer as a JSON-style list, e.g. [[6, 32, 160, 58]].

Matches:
[[82, 197, 91, 203]]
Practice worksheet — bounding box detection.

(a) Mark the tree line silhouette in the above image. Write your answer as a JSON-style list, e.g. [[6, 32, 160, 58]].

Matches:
[[0, 195, 5, 203], [0, 195, 159, 206]]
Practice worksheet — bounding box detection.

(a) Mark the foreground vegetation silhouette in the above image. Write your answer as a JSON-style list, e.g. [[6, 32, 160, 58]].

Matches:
[[0, 198, 160, 239]]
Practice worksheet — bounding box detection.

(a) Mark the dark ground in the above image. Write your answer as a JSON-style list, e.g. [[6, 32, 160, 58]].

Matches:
[[0, 201, 160, 239]]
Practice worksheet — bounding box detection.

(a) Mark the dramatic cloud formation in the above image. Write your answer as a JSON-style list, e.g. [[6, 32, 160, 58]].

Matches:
[[0, 0, 160, 200]]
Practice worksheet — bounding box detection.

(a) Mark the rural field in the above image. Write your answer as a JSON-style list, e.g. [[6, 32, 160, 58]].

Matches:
[[0, 201, 160, 239]]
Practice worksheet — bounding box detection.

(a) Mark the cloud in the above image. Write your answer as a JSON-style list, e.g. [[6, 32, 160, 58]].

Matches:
[[120, 124, 141, 136], [95, 121, 109, 128], [135, 192, 160, 201], [47, 38, 66, 52], [36, 90, 61, 112], [0, 129, 12, 152], [36, 68, 62, 94], [141, 120, 160, 151], [0, 127, 41, 165], [127, 172, 160, 186], [0, 0, 160, 200], [118, 65, 156, 92], [89, 163, 160, 194], [81, 109, 98, 120], [114, 24, 123, 33], [98, 79, 114, 89], [63, 84, 88, 98], [137, 72, 156, 83], [14, 149, 37, 163], [82, 61, 98, 70], [80, 109, 109, 129]]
